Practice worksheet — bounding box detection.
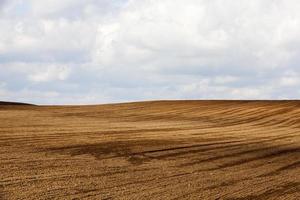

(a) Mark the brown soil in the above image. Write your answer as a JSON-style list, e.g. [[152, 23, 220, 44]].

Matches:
[[0, 100, 299, 199]]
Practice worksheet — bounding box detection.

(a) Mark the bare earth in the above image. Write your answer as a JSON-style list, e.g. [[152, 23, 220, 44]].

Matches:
[[0, 100, 299, 200]]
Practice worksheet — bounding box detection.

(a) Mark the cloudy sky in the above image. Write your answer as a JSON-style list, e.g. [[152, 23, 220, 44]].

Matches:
[[1, 0, 300, 104]]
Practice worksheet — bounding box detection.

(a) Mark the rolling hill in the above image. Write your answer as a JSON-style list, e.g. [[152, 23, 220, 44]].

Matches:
[[0, 100, 299, 199]]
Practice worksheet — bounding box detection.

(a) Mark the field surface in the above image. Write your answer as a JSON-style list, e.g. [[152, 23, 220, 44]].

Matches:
[[0, 100, 299, 199]]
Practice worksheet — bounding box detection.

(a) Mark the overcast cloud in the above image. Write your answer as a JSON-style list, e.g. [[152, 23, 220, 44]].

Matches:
[[1, 0, 300, 104]]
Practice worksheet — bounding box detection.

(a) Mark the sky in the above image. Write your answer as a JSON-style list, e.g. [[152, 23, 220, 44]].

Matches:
[[1, 0, 300, 105]]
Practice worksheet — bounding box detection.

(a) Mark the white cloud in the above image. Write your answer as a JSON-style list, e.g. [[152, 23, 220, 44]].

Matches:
[[213, 76, 238, 84], [28, 65, 71, 82], [29, 0, 79, 16], [0, 82, 6, 97], [279, 71, 300, 87], [1, 0, 300, 104], [93, 0, 300, 72], [230, 88, 268, 99]]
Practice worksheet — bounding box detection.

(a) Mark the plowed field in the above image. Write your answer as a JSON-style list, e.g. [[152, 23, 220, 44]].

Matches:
[[0, 101, 299, 199]]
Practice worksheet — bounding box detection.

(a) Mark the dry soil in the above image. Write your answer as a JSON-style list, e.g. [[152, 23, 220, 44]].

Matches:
[[0, 100, 299, 199]]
